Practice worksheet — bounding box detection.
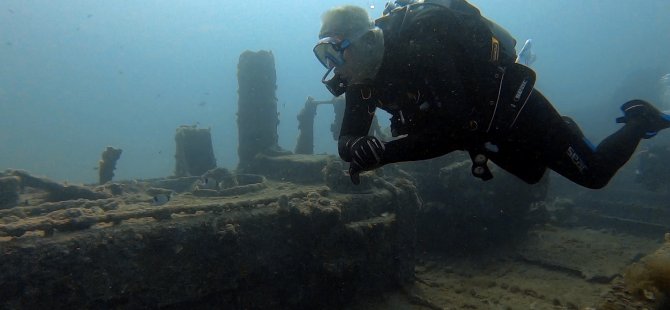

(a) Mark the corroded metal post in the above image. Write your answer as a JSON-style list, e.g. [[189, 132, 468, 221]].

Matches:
[[294, 97, 318, 155], [236, 50, 283, 172], [174, 125, 217, 177], [295, 95, 385, 155], [0, 176, 20, 209], [98, 146, 122, 184]]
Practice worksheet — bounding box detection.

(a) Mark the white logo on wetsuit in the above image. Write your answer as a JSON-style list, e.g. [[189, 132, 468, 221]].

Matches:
[[566, 146, 588, 173], [513, 79, 528, 102]]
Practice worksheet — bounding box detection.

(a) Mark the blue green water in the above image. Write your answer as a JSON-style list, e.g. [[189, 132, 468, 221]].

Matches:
[[1, 0, 668, 183]]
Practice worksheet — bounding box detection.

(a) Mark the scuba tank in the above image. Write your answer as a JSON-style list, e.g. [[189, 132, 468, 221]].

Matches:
[[382, 0, 519, 65], [380, 0, 538, 182]]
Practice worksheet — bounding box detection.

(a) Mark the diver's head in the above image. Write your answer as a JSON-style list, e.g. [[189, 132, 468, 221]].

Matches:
[[314, 5, 384, 95]]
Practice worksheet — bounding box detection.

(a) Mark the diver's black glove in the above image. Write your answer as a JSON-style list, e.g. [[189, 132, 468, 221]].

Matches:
[[346, 136, 385, 184]]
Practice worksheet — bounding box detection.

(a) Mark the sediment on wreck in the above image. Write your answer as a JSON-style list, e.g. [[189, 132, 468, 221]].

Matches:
[[0, 167, 420, 309]]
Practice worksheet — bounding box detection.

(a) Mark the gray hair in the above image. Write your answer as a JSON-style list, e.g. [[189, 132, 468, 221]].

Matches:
[[319, 5, 374, 39]]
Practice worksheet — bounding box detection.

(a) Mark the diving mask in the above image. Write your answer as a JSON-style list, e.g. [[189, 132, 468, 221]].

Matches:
[[313, 37, 352, 69], [314, 36, 353, 97], [314, 30, 371, 96]]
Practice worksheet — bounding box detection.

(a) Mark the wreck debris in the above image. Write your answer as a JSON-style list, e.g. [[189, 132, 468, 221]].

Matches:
[[98, 146, 122, 184], [148, 176, 200, 193], [0, 198, 119, 219], [201, 167, 238, 189], [0, 170, 420, 309], [174, 126, 217, 177], [7, 169, 110, 202], [0, 176, 20, 210], [617, 233, 670, 309], [193, 173, 267, 197], [236, 50, 290, 174], [253, 153, 332, 184], [294, 95, 386, 156], [294, 96, 344, 155], [294, 96, 320, 155]]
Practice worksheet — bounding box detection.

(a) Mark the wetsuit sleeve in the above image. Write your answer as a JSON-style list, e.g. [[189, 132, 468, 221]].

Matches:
[[338, 85, 376, 162], [382, 134, 458, 164]]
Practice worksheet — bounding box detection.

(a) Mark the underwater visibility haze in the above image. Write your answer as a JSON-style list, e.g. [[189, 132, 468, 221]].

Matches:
[[1, 0, 669, 183], [2, 1, 670, 309]]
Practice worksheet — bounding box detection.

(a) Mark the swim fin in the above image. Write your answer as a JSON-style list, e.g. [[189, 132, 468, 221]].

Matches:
[[616, 99, 670, 139]]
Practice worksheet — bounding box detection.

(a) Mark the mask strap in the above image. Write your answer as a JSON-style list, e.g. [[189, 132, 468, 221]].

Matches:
[[321, 67, 347, 97]]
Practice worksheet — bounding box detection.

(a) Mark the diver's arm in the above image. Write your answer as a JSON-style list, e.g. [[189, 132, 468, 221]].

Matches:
[[372, 10, 462, 164], [381, 133, 457, 165], [338, 84, 377, 161]]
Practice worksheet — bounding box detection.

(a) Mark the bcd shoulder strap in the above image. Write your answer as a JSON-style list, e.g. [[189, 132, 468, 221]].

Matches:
[[485, 63, 536, 136]]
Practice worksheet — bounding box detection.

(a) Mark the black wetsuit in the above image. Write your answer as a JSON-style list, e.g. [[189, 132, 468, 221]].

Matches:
[[338, 3, 648, 189]]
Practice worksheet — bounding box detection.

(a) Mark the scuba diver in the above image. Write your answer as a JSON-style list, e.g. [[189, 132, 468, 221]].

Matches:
[[313, 1, 670, 188]]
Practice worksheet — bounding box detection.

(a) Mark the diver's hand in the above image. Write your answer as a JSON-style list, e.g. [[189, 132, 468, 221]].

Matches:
[[346, 136, 385, 184], [348, 163, 362, 185]]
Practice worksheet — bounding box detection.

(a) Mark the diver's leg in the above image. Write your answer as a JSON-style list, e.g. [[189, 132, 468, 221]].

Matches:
[[545, 116, 643, 189], [486, 142, 548, 185], [531, 95, 667, 189]]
